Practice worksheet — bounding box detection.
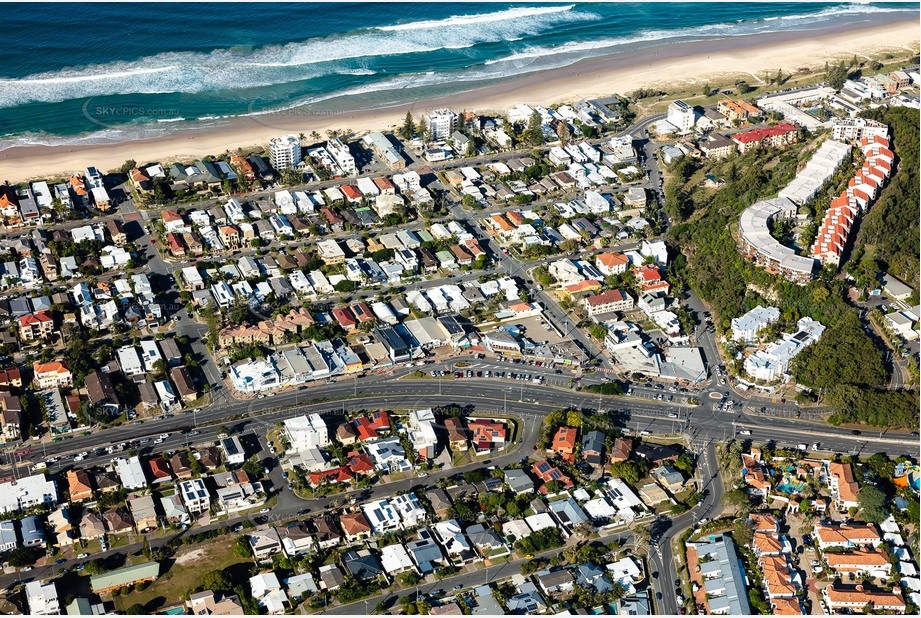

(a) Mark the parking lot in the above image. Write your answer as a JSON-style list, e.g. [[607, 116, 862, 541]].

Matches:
[[515, 314, 566, 346]]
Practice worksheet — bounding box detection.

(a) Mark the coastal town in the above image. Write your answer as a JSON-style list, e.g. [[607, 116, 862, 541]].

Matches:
[[0, 47, 918, 618]]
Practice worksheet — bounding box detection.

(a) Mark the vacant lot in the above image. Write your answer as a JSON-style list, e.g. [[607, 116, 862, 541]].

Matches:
[[112, 540, 250, 612]]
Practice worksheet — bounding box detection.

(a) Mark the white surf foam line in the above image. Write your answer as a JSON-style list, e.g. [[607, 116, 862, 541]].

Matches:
[[0, 5, 596, 108]]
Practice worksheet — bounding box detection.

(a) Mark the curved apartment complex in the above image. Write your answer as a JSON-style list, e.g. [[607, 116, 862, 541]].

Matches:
[[737, 138, 853, 283]]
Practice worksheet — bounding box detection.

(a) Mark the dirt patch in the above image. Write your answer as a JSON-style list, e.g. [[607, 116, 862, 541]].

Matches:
[[173, 546, 209, 566]]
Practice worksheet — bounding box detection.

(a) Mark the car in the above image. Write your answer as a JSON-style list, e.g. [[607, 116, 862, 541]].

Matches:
[[159, 433, 170, 439], [453, 585, 462, 591], [433, 589, 445, 597], [257, 394, 266, 399], [21, 566, 32, 572], [194, 408, 202, 413], [132, 420, 144, 425], [75, 563, 85, 571], [267, 392, 276, 397], [259, 508, 271, 514], [188, 430, 200, 436], [851, 430, 861, 436], [154, 438, 164, 444], [264, 467, 271, 476], [668, 413, 678, 419]]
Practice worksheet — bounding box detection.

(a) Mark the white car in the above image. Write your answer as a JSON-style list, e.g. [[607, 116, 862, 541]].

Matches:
[[259, 508, 271, 514], [77, 553, 88, 559], [154, 438, 164, 444], [159, 433, 170, 439]]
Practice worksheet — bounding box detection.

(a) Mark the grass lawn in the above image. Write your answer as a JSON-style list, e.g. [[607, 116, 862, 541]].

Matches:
[[112, 539, 250, 612]]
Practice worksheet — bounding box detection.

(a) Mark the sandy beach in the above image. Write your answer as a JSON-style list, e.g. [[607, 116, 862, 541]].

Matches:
[[1, 17, 917, 183]]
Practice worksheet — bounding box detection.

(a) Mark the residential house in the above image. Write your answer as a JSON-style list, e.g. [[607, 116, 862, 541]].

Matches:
[[550, 426, 578, 460], [66, 469, 94, 502], [340, 511, 373, 543]]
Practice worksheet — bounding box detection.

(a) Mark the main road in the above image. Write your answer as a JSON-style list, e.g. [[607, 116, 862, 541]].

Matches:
[[17, 376, 916, 479]]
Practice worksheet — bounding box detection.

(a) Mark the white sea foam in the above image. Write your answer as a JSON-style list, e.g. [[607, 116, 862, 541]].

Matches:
[[377, 5, 576, 31], [0, 5, 595, 108]]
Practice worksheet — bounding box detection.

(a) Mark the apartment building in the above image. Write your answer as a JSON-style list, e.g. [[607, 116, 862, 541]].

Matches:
[[269, 135, 301, 171]]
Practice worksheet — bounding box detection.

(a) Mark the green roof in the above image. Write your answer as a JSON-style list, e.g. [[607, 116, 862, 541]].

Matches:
[[66, 598, 92, 615], [90, 561, 160, 592]]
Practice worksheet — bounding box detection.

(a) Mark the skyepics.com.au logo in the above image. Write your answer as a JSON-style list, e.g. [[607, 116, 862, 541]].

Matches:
[[82, 98, 183, 130]]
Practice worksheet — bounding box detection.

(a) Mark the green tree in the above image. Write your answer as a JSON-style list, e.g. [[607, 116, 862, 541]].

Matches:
[[858, 485, 887, 523], [126, 604, 146, 615], [588, 323, 608, 340], [199, 569, 234, 593], [525, 111, 544, 146], [722, 489, 752, 513], [400, 111, 416, 140], [334, 280, 357, 293], [6, 547, 39, 567], [233, 535, 252, 559], [733, 518, 754, 546], [827, 60, 849, 90], [242, 456, 263, 479]]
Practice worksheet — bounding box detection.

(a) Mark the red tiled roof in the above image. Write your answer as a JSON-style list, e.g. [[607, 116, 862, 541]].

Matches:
[[19, 310, 53, 327], [732, 123, 796, 144]]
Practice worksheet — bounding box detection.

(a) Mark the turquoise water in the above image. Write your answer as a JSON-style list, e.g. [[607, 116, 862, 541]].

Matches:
[[0, 2, 915, 148], [776, 482, 805, 494]]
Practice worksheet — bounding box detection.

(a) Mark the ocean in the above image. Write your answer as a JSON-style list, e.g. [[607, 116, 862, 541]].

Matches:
[[0, 2, 914, 149]]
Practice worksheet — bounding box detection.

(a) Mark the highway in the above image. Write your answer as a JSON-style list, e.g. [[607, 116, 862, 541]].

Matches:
[[10, 370, 916, 477], [3, 378, 916, 599]]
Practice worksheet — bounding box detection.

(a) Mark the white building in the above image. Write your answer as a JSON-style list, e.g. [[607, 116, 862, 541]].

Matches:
[[117, 345, 145, 376], [229, 358, 281, 393], [730, 305, 781, 343], [831, 118, 890, 142], [220, 436, 246, 467], [667, 100, 697, 134], [283, 414, 329, 452], [408, 408, 438, 460], [326, 138, 356, 175], [269, 135, 301, 171], [0, 473, 58, 514], [392, 492, 428, 528], [362, 499, 401, 534], [139, 339, 163, 373], [744, 317, 825, 382], [179, 478, 210, 514], [26, 580, 60, 615], [425, 109, 457, 141], [114, 456, 148, 491], [380, 543, 415, 574]]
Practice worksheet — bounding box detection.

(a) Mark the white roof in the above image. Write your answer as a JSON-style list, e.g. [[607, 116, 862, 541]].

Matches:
[[525, 513, 557, 533], [583, 497, 618, 520], [115, 456, 147, 490], [738, 197, 815, 274], [380, 543, 415, 572]]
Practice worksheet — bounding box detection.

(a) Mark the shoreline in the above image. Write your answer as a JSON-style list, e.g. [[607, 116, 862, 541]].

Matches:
[[0, 16, 917, 183]]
